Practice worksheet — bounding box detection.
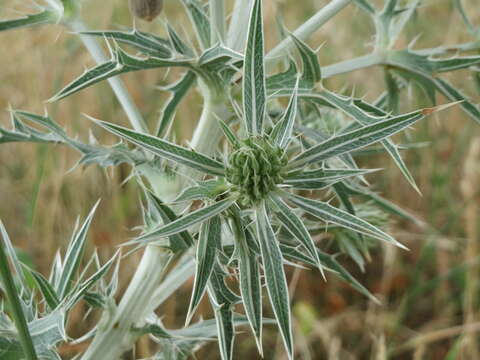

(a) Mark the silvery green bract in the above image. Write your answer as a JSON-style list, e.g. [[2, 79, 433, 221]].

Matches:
[[0, 0, 479, 359]]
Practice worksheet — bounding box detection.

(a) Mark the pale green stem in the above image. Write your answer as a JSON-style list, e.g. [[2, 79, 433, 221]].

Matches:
[[227, 0, 254, 52], [81, 248, 170, 360], [210, 0, 226, 44], [322, 53, 384, 78], [69, 20, 149, 134], [265, 0, 352, 71]]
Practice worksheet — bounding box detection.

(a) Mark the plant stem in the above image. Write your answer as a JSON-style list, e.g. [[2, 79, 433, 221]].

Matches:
[[265, 0, 352, 70], [81, 247, 170, 360], [0, 223, 38, 360], [322, 53, 383, 78], [210, 0, 226, 44], [69, 20, 149, 134], [227, 0, 254, 52]]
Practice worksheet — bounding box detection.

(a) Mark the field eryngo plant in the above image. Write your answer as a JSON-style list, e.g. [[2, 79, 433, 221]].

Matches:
[[1, 0, 479, 359]]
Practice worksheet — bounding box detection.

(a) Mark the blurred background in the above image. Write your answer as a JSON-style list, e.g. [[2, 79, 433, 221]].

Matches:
[[0, 0, 479, 359]]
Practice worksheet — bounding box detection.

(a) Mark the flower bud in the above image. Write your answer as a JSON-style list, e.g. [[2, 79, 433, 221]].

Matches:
[[129, 0, 163, 22]]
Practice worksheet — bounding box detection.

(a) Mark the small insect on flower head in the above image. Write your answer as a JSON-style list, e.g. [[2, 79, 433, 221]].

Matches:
[[129, 0, 163, 22]]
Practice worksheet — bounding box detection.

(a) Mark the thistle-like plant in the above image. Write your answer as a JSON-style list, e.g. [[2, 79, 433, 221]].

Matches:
[[0, 0, 479, 359]]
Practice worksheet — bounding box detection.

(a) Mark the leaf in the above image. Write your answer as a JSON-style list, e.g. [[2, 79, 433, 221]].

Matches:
[[144, 190, 194, 252], [135, 198, 235, 244], [29, 269, 60, 310], [270, 81, 298, 149], [79, 30, 172, 58], [65, 251, 119, 308], [198, 45, 243, 69], [207, 263, 240, 360], [284, 192, 406, 249], [56, 201, 99, 299], [167, 24, 194, 57], [29, 311, 66, 355], [0, 10, 56, 32], [51, 47, 193, 101], [291, 34, 321, 86], [218, 119, 241, 149], [284, 168, 377, 190], [255, 202, 293, 360], [93, 119, 225, 176], [174, 179, 226, 202], [181, 0, 211, 49], [289, 108, 433, 169], [268, 194, 323, 277], [315, 251, 379, 304], [243, 0, 266, 135], [186, 216, 221, 324], [231, 215, 263, 353], [433, 78, 480, 125], [157, 71, 197, 137]]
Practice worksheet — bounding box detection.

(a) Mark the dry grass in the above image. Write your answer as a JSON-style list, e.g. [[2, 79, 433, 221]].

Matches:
[[0, 0, 479, 359]]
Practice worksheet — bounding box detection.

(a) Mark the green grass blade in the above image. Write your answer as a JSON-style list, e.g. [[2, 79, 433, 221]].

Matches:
[[255, 202, 294, 360], [186, 217, 221, 325], [93, 118, 225, 176], [243, 0, 266, 135], [0, 222, 38, 360], [135, 198, 235, 244], [285, 192, 406, 249]]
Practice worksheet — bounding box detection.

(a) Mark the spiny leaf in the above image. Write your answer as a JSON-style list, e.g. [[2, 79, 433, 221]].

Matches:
[[270, 81, 298, 149], [79, 30, 172, 58], [291, 34, 321, 86], [284, 168, 378, 190], [0, 10, 56, 32], [181, 0, 211, 49], [134, 198, 235, 244], [167, 24, 194, 57], [174, 179, 226, 202], [255, 202, 293, 360], [29, 269, 60, 310], [93, 119, 225, 176], [268, 194, 324, 278], [231, 214, 263, 353], [157, 71, 197, 137], [243, 0, 266, 135], [284, 192, 406, 249], [144, 191, 194, 252], [56, 201, 100, 299], [289, 107, 436, 169], [186, 217, 221, 325], [51, 47, 192, 101], [218, 119, 241, 149]]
